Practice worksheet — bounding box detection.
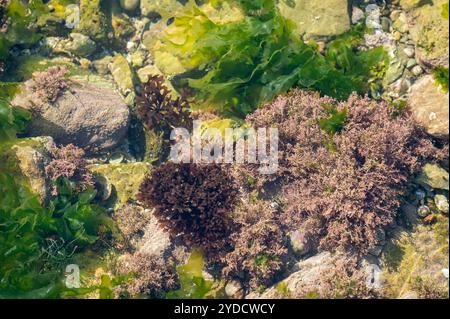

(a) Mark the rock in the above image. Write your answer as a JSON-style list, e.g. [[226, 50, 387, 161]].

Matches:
[[12, 81, 130, 153], [0, 137, 53, 203], [381, 216, 449, 298], [417, 205, 431, 218], [111, 11, 135, 45], [403, 47, 415, 58], [278, 0, 350, 40], [411, 65, 423, 76], [92, 55, 114, 75], [88, 162, 151, 207], [138, 210, 172, 257], [381, 17, 391, 32], [434, 195, 449, 214], [130, 49, 147, 68], [53, 33, 97, 57], [417, 164, 449, 191], [120, 0, 140, 11], [289, 229, 313, 257], [392, 12, 409, 33], [140, 0, 185, 19], [365, 264, 383, 289], [76, 0, 108, 44], [408, 75, 449, 139], [352, 6, 365, 24], [247, 252, 340, 299], [109, 54, 136, 103], [225, 280, 245, 299], [402, 0, 449, 66], [366, 4, 382, 30]]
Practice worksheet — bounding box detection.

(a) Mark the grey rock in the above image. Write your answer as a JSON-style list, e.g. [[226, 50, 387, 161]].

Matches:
[[13, 82, 130, 153], [365, 264, 383, 289], [138, 209, 172, 258], [352, 7, 365, 24], [366, 4, 382, 30]]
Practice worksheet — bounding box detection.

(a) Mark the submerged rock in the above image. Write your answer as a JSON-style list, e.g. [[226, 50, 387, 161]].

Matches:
[[88, 162, 151, 207], [75, 0, 108, 45], [381, 218, 449, 298], [109, 54, 136, 105], [401, 0, 449, 67], [120, 0, 140, 12], [140, 0, 185, 19], [278, 0, 350, 39], [0, 137, 53, 203], [417, 164, 449, 191], [408, 75, 449, 140], [12, 81, 130, 153]]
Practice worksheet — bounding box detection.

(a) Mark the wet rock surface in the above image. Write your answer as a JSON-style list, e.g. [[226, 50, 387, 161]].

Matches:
[[13, 81, 130, 153]]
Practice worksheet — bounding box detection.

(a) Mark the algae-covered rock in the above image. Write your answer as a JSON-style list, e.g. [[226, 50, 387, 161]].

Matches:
[[417, 164, 449, 191], [140, 0, 185, 19], [408, 75, 449, 139], [89, 162, 151, 207], [0, 137, 53, 203], [76, 0, 109, 45], [109, 54, 136, 103], [381, 217, 449, 299], [52, 32, 98, 57], [278, 0, 351, 40], [401, 0, 449, 66]]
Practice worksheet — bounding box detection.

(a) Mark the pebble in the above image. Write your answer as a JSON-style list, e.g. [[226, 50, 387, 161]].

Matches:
[[434, 195, 449, 214], [406, 58, 417, 69], [411, 65, 423, 76], [352, 7, 365, 24], [417, 205, 431, 218], [403, 47, 415, 58]]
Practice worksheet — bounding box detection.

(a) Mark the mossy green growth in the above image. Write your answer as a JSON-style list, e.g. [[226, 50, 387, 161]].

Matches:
[[166, 250, 215, 299], [442, 2, 449, 20], [433, 66, 449, 93], [76, 0, 109, 44], [156, 1, 388, 117], [89, 163, 152, 208], [382, 216, 449, 299]]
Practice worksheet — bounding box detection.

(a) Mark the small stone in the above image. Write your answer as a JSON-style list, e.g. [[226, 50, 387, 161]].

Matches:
[[381, 17, 391, 32], [403, 47, 415, 58], [392, 12, 409, 33], [411, 65, 423, 76], [109, 152, 125, 164], [393, 31, 402, 41], [365, 264, 382, 289], [366, 4, 382, 30], [442, 269, 449, 279], [225, 280, 245, 299], [417, 205, 431, 218], [390, 10, 401, 22], [79, 58, 91, 70], [289, 229, 312, 257], [434, 195, 449, 214], [120, 0, 140, 11], [352, 7, 365, 24], [406, 58, 417, 69]]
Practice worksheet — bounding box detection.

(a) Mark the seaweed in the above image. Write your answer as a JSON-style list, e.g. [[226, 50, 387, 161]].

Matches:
[[157, 0, 387, 116], [433, 66, 449, 93]]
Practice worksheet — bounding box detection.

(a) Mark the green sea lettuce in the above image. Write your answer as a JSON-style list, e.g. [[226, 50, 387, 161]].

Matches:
[[155, 0, 388, 116]]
